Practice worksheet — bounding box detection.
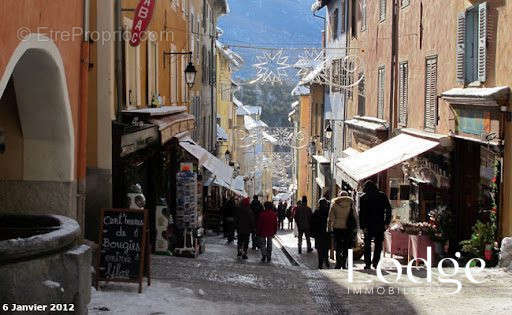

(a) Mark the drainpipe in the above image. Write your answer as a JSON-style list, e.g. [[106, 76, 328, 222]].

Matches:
[[115, 0, 124, 119], [78, 0, 91, 238], [389, 0, 399, 137]]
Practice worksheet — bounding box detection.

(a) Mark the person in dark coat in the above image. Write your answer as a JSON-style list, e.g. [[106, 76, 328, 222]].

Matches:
[[257, 201, 278, 262], [223, 198, 236, 244], [359, 180, 392, 269], [311, 196, 331, 269], [277, 201, 287, 230], [236, 197, 255, 259], [250, 195, 264, 249], [295, 196, 313, 254]]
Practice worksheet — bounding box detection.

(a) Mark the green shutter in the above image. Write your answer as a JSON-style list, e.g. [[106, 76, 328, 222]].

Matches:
[[478, 2, 487, 82]]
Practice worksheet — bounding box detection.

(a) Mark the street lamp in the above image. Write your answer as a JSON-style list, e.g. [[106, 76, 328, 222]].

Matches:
[[225, 149, 232, 164], [185, 61, 197, 88], [324, 125, 333, 140]]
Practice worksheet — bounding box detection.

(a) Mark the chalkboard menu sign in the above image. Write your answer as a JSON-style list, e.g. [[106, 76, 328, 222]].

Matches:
[[95, 208, 148, 293]]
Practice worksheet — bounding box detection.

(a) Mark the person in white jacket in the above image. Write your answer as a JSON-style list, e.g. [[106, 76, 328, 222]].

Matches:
[[328, 191, 356, 269]]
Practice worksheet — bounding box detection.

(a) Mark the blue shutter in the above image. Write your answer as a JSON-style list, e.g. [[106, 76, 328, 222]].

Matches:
[[456, 12, 466, 83], [478, 2, 487, 82]]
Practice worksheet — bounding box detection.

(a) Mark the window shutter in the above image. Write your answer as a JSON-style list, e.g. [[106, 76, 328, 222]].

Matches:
[[378, 67, 385, 119], [456, 12, 466, 83], [425, 57, 438, 131], [379, 0, 386, 21], [478, 2, 487, 82], [399, 62, 408, 127], [361, 0, 367, 31]]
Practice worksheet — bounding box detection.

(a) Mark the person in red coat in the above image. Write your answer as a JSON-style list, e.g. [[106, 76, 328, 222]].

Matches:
[[257, 201, 278, 263]]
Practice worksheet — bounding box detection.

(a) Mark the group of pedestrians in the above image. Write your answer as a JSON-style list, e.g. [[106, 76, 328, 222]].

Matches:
[[222, 195, 278, 263], [291, 180, 392, 270]]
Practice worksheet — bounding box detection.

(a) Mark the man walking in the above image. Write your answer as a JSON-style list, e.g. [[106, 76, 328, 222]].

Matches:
[[295, 196, 313, 254], [257, 201, 278, 263], [277, 201, 286, 230], [328, 191, 356, 269], [359, 181, 392, 269], [311, 194, 331, 269], [235, 197, 255, 259], [250, 195, 264, 250]]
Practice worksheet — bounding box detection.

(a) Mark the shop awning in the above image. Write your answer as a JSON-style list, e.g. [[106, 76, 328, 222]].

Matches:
[[313, 155, 330, 164], [205, 175, 248, 197], [336, 134, 440, 188], [149, 113, 195, 145], [179, 136, 233, 183]]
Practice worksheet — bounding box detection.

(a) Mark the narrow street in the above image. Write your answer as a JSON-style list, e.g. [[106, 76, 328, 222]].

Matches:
[[90, 225, 512, 315]]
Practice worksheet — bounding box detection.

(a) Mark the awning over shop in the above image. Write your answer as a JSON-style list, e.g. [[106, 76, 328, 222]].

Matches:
[[205, 175, 248, 197], [311, 0, 328, 12], [149, 112, 195, 145], [179, 136, 234, 184], [313, 155, 330, 164], [217, 124, 228, 141], [336, 134, 440, 188]]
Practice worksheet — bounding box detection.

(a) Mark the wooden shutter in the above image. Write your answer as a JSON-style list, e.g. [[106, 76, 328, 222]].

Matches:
[[456, 12, 466, 83], [478, 2, 487, 82], [357, 73, 365, 116], [332, 9, 339, 40], [399, 62, 408, 127], [378, 67, 385, 119], [379, 0, 386, 22], [361, 0, 367, 31], [340, 1, 346, 34], [425, 57, 438, 131]]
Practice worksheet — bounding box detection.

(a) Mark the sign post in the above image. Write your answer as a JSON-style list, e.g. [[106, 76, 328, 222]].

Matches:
[[95, 208, 149, 293]]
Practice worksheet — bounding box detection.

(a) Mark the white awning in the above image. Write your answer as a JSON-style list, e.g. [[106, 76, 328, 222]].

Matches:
[[179, 136, 233, 183], [336, 134, 441, 188], [313, 155, 330, 164]]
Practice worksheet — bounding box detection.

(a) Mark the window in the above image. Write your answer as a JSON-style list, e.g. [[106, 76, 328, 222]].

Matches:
[[331, 8, 339, 41], [425, 56, 438, 132], [457, 2, 487, 83], [147, 38, 158, 105], [357, 73, 365, 116], [401, 0, 410, 8], [123, 18, 140, 108], [202, 46, 207, 84], [170, 44, 177, 104], [379, 0, 386, 22], [340, 1, 346, 34], [331, 59, 342, 92], [377, 66, 385, 119], [361, 0, 367, 31], [351, 0, 357, 37], [398, 61, 408, 127], [181, 53, 187, 103]]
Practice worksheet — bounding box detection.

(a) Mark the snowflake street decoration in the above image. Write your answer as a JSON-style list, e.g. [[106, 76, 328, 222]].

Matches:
[[294, 48, 324, 78], [251, 50, 291, 85], [237, 127, 308, 150]]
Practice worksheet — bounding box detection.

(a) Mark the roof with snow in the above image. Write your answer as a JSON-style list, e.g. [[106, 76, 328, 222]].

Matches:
[[291, 84, 310, 96], [217, 124, 228, 141], [216, 40, 244, 70], [244, 115, 268, 130], [442, 86, 510, 99]]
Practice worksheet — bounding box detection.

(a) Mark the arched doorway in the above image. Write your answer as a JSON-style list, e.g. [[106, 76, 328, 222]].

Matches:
[[0, 34, 75, 217]]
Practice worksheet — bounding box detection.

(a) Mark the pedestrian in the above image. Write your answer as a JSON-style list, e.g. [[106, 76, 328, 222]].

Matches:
[[250, 195, 264, 250], [277, 201, 286, 230], [311, 193, 331, 269], [359, 180, 392, 270], [235, 197, 255, 259], [222, 197, 236, 244], [286, 203, 294, 230], [257, 201, 278, 263], [295, 196, 313, 254], [328, 191, 357, 269]]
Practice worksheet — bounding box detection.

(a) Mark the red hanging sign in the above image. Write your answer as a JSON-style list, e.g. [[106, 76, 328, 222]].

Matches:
[[130, 0, 156, 47]]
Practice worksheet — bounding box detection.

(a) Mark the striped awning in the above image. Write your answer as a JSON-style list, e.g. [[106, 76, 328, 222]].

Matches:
[[149, 113, 195, 145]]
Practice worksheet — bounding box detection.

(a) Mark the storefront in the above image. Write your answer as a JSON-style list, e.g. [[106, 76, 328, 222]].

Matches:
[[442, 86, 510, 243]]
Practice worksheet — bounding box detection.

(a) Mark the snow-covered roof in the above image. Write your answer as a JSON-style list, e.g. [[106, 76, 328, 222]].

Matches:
[[233, 96, 243, 108], [291, 84, 310, 96], [300, 62, 325, 85], [244, 115, 267, 130], [217, 124, 228, 141], [262, 131, 278, 144], [344, 116, 389, 131], [216, 40, 244, 70], [442, 86, 510, 99], [291, 101, 299, 108], [311, 0, 328, 12], [122, 106, 187, 116], [237, 104, 261, 116]]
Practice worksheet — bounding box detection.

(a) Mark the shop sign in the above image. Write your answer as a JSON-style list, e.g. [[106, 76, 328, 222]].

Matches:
[[130, 0, 156, 47]]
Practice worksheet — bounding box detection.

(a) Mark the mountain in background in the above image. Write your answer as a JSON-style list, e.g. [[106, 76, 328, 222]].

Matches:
[[218, 0, 324, 80], [219, 0, 324, 127]]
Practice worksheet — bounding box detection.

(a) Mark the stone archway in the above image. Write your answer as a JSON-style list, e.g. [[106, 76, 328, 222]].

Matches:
[[0, 34, 76, 216]]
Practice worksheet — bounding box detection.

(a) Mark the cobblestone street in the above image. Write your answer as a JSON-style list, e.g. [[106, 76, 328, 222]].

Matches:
[[89, 227, 512, 314]]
